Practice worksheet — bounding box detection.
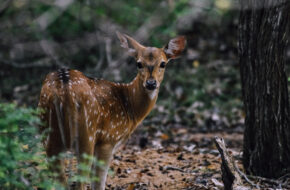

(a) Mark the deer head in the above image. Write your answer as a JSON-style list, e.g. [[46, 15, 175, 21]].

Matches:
[[117, 32, 186, 94]]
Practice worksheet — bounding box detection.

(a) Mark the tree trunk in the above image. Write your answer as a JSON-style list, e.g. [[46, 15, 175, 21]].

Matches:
[[239, 0, 290, 178]]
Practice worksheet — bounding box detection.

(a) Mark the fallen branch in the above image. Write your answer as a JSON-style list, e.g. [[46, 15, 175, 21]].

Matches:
[[247, 174, 290, 189], [214, 136, 250, 190], [235, 166, 259, 188], [163, 166, 184, 172], [215, 136, 290, 189]]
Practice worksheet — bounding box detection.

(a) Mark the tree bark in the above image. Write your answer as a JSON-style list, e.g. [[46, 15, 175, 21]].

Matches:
[[239, 0, 290, 178]]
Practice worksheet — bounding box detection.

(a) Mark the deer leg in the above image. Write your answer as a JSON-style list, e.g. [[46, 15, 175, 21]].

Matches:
[[46, 130, 67, 186], [74, 132, 94, 190], [91, 143, 114, 190], [46, 108, 67, 186]]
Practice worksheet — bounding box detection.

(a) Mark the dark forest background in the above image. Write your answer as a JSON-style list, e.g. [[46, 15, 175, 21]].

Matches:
[[0, 0, 290, 189], [1, 0, 257, 131]]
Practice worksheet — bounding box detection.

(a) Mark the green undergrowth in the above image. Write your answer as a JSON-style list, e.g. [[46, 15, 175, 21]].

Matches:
[[0, 103, 102, 189]]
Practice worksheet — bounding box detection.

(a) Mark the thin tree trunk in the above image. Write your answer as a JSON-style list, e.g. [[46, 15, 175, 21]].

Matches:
[[239, 0, 290, 178]]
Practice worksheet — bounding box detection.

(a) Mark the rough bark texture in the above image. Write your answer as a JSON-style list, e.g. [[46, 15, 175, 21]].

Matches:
[[239, 0, 290, 178]]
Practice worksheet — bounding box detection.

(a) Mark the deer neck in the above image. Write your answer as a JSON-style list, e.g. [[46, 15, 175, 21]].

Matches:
[[123, 75, 158, 124]]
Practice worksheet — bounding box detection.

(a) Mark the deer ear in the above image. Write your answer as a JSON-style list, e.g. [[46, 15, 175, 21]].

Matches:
[[116, 31, 143, 57], [163, 36, 186, 60]]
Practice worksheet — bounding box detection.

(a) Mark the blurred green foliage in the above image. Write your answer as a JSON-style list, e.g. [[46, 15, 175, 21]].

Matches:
[[0, 103, 103, 189], [69, 154, 103, 185], [0, 103, 63, 189]]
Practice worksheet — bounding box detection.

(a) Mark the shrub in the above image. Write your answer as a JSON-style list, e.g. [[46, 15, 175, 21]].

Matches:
[[0, 103, 103, 189], [0, 103, 63, 189]]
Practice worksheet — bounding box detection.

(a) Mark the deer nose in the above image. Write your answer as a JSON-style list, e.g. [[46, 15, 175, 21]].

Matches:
[[145, 79, 157, 90]]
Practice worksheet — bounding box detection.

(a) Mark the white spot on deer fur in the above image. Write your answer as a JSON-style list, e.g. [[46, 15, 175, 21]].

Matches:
[[96, 129, 101, 134], [147, 89, 158, 100], [84, 107, 89, 128], [89, 121, 92, 127], [87, 100, 90, 105], [117, 135, 122, 140], [133, 88, 136, 94], [89, 136, 93, 142], [86, 118, 88, 126]]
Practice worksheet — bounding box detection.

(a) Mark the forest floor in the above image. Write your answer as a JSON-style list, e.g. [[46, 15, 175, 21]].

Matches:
[[105, 125, 290, 190], [105, 125, 244, 190], [103, 121, 290, 190]]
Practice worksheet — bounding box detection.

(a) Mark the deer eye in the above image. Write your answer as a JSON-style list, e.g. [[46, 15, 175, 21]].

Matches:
[[160, 61, 166, 68], [137, 62, 143, 69]]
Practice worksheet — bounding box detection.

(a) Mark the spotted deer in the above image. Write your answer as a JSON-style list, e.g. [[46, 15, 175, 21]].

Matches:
[[38, 32, 186, 190]]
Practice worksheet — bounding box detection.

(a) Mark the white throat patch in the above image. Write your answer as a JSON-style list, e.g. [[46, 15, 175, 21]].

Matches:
[[147, 89, 158, 100]]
